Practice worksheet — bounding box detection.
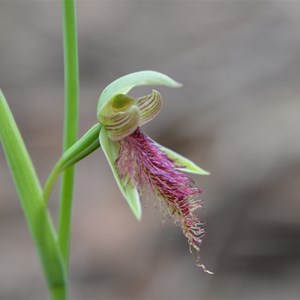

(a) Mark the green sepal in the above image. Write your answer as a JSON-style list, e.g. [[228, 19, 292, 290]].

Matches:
[[99, 127, 142, 220], [97, 70, 182, 117], [43, 123, 101, 203], [156, 142, 210, 175]]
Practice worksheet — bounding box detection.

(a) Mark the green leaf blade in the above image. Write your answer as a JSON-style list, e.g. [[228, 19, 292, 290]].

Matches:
[[99, 127, 142, 220], [0, 90, 67, 295]]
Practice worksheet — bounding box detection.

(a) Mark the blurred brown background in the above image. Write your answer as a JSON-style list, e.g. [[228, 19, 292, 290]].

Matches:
[[1, 1, 300, 299]]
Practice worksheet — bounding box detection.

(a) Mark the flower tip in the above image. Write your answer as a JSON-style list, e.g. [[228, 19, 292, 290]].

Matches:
[[185, 165, 210, 176], [184, 168, 210, 176], [131, 203, 142, 221], [181, 166, 210, 176], [136, 211, 142, 221], [173, 81, 183, 88], [201, 170, 211, 176]]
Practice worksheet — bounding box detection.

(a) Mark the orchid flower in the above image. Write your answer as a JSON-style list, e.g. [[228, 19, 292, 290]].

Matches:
[[97, 71, 212, 273]]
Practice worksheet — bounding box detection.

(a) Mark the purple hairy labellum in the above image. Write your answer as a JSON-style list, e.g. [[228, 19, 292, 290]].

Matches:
[[116, 128, 212, 273]]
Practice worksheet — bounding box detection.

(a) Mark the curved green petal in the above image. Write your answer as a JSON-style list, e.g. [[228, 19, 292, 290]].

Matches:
[[99, 127, 142, 220], [156, 142, 210, 175], [97, 70, 182, 117], [137, 90, 163, 126]]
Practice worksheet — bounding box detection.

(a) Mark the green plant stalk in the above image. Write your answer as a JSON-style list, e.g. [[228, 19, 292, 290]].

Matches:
[[58, 0, 79, 266], [44, 123, 101, 204], [0, 90, 67, 300]]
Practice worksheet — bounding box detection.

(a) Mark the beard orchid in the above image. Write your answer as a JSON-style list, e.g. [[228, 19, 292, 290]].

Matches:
[[97, 71, 212, 273]]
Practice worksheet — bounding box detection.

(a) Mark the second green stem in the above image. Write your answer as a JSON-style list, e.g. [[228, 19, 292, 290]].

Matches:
[[58, 0, 79, 266]]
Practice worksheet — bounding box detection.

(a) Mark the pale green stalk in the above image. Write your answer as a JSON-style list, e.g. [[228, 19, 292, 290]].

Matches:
[[58, 0, 79, 267], [0, 90, 67, 300]]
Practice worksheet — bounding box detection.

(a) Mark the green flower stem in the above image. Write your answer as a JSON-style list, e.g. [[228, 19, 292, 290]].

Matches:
[[59, 0, 79, 266], [44, 123, 101, 204], [0, 90, 67, 300]]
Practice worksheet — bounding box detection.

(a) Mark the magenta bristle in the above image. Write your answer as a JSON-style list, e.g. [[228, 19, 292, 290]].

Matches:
[[116, 128, 206, 265]]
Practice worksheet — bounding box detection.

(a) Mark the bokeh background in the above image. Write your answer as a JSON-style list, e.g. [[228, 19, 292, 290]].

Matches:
[[1, 1, 300, 299]]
